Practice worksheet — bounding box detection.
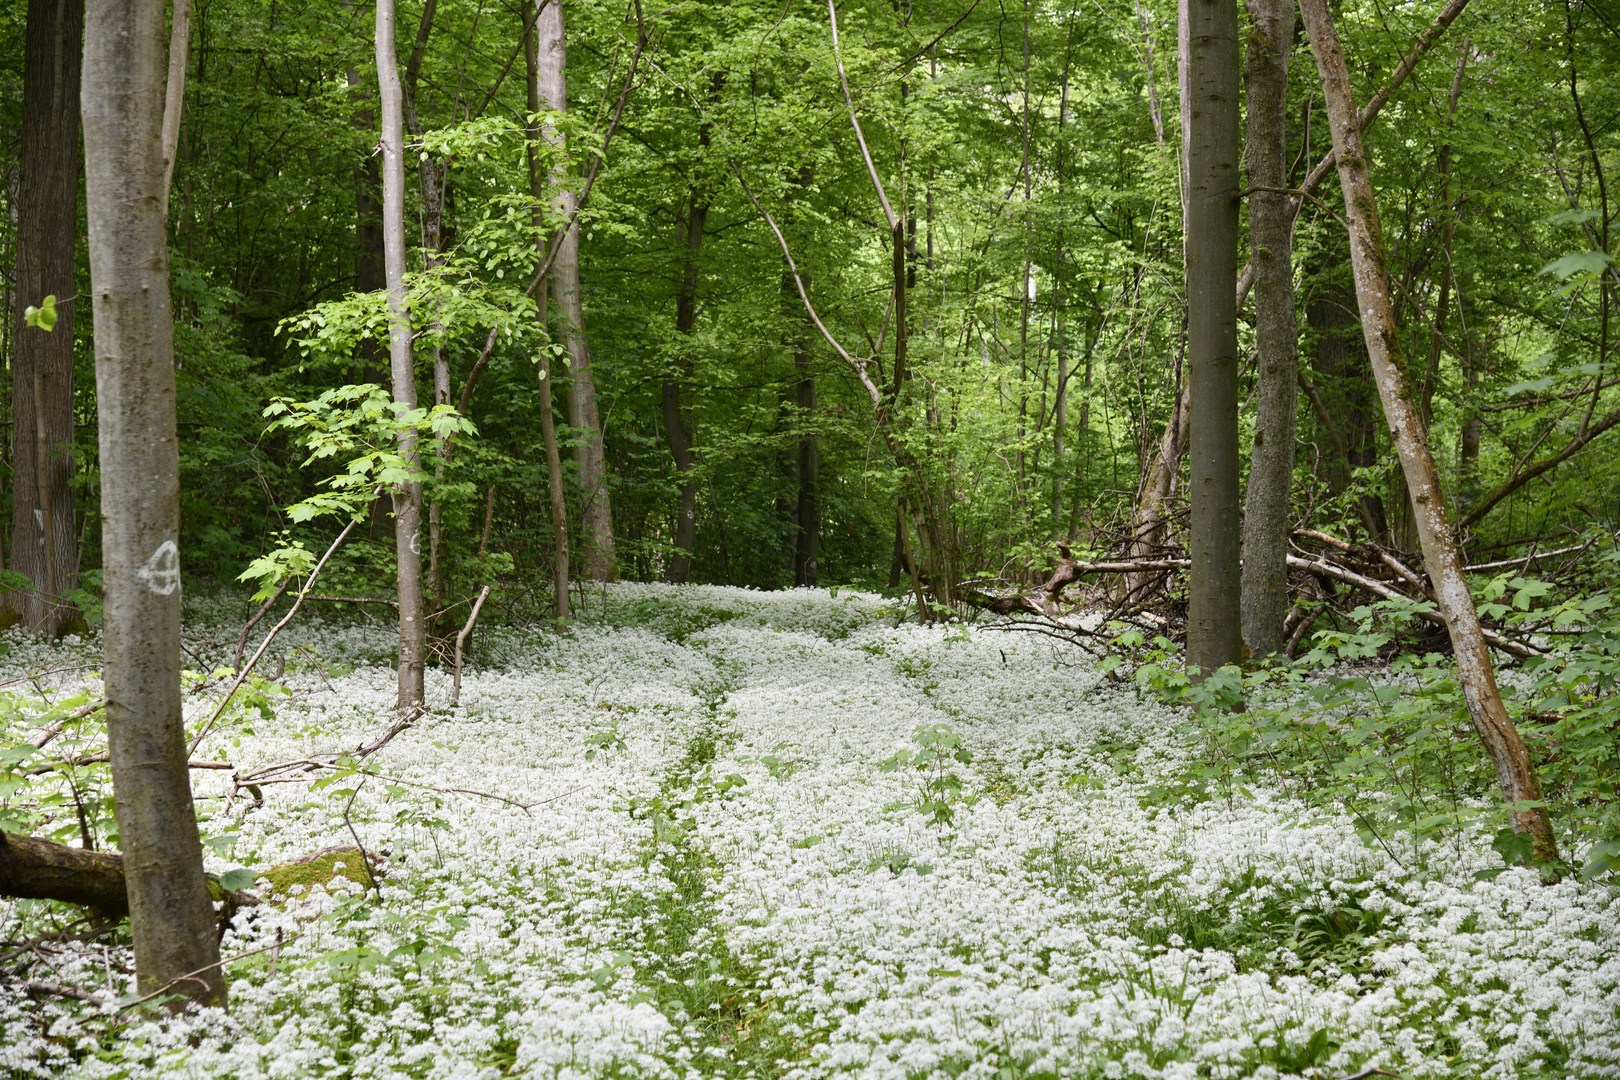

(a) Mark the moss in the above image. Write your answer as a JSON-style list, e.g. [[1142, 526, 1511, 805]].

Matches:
[[256, 844, 378, 900]]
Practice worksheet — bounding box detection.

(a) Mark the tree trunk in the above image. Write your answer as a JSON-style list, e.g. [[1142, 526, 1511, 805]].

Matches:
[[525, 0, 569, 621], [401, 3, 452, 626], [1124, 0, 1189, 596], [537, 0, 615, 582], [793, 332, 818, 588], [1419, 49, 1468, 431], [1308, 281, 1387, 538], [1458, 292, 1482, 505], [11, 0, 83, 637], [1300, 0, 1561, 868], [1238, 0, 1297, 658], [1184, 0, 1242, 675], [83, 0, 225, 1005], [663, 188, 704, 583], [376, 0, 425, 710]]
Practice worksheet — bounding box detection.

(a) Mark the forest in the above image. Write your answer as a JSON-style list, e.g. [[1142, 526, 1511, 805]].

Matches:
[[1, 0, 1619, 1074]]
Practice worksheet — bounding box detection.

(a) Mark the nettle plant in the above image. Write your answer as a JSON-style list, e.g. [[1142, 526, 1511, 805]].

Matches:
[[881, 723, 975, 827]]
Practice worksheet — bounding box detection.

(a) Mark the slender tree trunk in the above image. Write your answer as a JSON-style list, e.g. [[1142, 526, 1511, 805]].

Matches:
[[83, 0, 224, 1005], [793, 321, 818, 587], [1301, 0, 1560, 867], [1184, 0, 1242, 675], [1307, 282, 1386, 537], [537, 0, 614, 581], [1419, 49, 1468, 430], [376, 0, 425, 710], [1126, 0, 1190, 591], [11, 0, 83, 637], [664, 189, 703, 583], [525, 1, 569, 620], [401, 1, 450, 622], [1459, 288, 1482, 503], [1050, 18, 1075, 532], [1238, 0, 1297, 657]]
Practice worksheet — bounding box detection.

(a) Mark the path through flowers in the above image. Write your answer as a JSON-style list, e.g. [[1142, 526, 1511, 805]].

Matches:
[[2, 584, 1618, 1078]]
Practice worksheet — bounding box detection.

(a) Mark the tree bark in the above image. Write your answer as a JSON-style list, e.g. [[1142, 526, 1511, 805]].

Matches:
[[401, 0, 452, 624], [664, 188, 704, 583], [1419, 49, 1468, 431], [376, 0, 425, 710], [537, 0, 615, 582], [1238, 0, 1297, 657], [1125, 0, 1190, 596], [793, 329, 818, 588], [1300, 0, 1561, 867], [525, 1, 569, 620], [1184, 0, 1242, 675], [10, 0, 83, 637], [159, 0, 190, 209], [83, 0, 225, 1005], [1308, 281, 1387, 538]]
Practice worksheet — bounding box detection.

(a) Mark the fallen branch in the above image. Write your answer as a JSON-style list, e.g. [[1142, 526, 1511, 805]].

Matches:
[[3, 978, 99, 1003], [969, 545, 1189, 617], [27, 699, 105, 750], [299, 595, 398, 607], [1286, 553, 1542, 659], [26, 753, 230, 776]]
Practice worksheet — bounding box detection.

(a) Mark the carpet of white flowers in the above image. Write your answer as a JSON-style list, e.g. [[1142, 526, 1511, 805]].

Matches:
[[2, 583, 1619, 1079]]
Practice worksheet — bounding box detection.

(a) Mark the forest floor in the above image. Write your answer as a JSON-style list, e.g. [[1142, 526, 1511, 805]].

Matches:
[[2, 584, 1619, 1079]]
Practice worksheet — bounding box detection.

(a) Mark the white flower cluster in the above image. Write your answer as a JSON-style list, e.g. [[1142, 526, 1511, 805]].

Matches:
[[0, 583, 1616, 1079]]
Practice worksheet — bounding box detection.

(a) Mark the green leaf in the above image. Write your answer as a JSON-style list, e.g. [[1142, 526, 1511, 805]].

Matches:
[[218, 868, 258, 891], [1540, 250, 1615, 281], [23, 295, 56, 331]]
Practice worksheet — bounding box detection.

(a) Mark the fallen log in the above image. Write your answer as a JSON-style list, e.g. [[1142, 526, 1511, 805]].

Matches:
[[0, 832, 259, 922]]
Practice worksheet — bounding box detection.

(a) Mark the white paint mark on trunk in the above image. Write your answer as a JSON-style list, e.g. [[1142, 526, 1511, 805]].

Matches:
[[136, 540, 180, 596]]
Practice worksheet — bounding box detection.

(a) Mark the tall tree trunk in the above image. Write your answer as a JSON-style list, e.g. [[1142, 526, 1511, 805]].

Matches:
[[11, 0, 83, 637], [401, 0, 451, 623], [525, 0, 569, 620], [376, 0, 425, 710], [83, 0, 225, 1005], [1126, 0, 1189, 592], [537, 0, 615, 582], [1184, 0, 1242, 675], [1419, 49, 1468, 430], [1308, 280, 1387, 538], [663, 188, 703, 583], [793, 316, 818, 587], [1300, 0, 1560, 867], [1238, 0, 1297, 657], [1458, 285, 1482, 505]]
